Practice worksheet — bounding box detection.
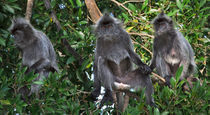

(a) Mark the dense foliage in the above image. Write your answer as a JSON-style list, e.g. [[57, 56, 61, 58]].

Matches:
[[0, 0, 209, 114]]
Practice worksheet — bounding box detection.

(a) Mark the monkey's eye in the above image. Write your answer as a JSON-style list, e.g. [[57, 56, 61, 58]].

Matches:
[[103, 21, 111, 25], [157, 19, 164, 23]]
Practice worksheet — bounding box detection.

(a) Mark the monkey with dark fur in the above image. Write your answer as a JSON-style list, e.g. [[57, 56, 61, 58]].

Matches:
[[150, 12, 196, 86], [9, 17, 59, 97], [91, 13, 155, 112]]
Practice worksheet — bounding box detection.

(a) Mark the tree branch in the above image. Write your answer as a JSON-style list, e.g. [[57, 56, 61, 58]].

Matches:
[[85, 0, 102, 23], [43, 0, 84, 65], [25, 0, 34, 21]]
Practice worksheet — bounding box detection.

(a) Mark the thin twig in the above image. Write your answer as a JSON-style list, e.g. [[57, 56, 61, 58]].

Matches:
[[129, 32, 154, 39], [111, 0, 133, 16], [123, 0, 145, 5], [152, 72, 165, 82]]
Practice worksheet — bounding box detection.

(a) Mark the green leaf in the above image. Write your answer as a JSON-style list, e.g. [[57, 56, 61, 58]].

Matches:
[[4, 4, 15, 14], [76, 70, 83, 82], [199, 0, 206, 8], [0, 13, 4, 22], [66, 57, 75, 64], [69, 0, 75, 8], [8, 0, 18, 2], [122, 13, 129, 20], [154, 108, 160, 115], [33, 81, 44, 85], [76, 0, 82, 7], [51, 0, 56, 8], [76, 31, 84, 39], [0, 38, 5, 46], [176, 0, 183, 10], [142, 0, 148, 10], [161, 111, 169, 115], [0, 100, 11, 105], [78, 21, 88, 25], [175, 66, 183, 82], [128, 3, 136, 11], [168, 10, 179, 16]]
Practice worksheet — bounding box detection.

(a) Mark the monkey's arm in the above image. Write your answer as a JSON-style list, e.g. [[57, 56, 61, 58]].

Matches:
[[123, 33, 151, 74], [150, 50, 157, 70], [25, 58, 51, 74]]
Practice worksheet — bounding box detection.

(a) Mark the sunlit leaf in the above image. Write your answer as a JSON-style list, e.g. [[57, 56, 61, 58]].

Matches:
[[0, 100, 11, 105], [199, 0, 206, 8], [76, 0, 82, 7], [126, 26, 134, 32], [176, 0, 183, 10]]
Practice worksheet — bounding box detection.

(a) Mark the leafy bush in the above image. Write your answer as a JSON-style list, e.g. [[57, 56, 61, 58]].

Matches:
[[0, 0, 209, 114]]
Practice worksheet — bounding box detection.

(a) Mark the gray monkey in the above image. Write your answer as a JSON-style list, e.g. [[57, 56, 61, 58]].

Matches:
[[150, 12, 196, 86], [91, 13, 152, 111], [9, 17, 59, 96]]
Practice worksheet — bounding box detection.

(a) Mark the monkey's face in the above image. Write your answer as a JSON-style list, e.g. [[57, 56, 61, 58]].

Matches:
[[152, 13, 174, 36], [154, 18, 173, 35], [10, 24, 33, 47]]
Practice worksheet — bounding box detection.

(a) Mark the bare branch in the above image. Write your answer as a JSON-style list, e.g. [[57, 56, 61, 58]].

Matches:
[[111, 0, 133, 16], [25, 0, 34, 21], [85, 0, 102, 23], [129, 32, 154, 39], [123, 0, 145, 5]]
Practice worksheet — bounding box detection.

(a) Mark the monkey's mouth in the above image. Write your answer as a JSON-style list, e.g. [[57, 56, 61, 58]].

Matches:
[[157, 23, 168, 33]]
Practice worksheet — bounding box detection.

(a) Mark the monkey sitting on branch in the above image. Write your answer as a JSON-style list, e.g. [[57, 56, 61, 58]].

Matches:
[[150, 12, 197, 87], [9, 17, 59, 97], [91, 13, 155, 112]]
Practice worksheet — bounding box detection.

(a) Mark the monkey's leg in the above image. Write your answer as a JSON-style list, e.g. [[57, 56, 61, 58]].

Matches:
[[91, 58, 102, 101], [116, 92, 124, 113], [150, 51, 157, 70], [99, 89, 114, 108], [145, 78, 156, 107], [25, 58, 51, 74], [127, 48, 151, 74], [29, 70, 49, 96], [91, 76, 101, 101], [122, 94, 129, 112], [156, 57, 172, 86]]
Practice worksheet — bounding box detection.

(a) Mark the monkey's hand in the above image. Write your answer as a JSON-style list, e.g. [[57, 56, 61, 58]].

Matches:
[[165, 75, 172, 87], [139, 64, 152, 75]]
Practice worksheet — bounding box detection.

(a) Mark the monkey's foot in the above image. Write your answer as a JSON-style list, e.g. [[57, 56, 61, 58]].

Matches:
[[150, 102, 157, 108], [90, 92, 99, 102], [165, 75, 172, 87], [99, 94, 114, 108]]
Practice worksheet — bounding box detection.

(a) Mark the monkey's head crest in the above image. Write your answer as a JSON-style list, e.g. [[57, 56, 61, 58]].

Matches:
[[93, 13, 123, 38], [9, 17, 33, 35]]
